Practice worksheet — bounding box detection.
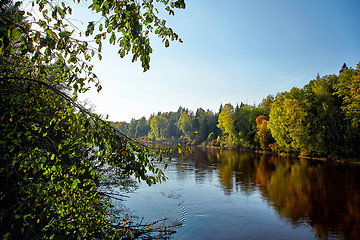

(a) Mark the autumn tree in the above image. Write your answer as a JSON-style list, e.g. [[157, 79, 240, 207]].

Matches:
[[255, 115, 273, 151]]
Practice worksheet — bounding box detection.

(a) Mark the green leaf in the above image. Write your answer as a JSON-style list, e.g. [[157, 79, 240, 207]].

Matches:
[[71, 180, 78, 189], [119, 49, 125, 58], [2, 232, 10, 240], [12, 29, 21, 38], [45, 47, 51, 55], [59, 31, 69, 38], [165, 39, 169, 48]]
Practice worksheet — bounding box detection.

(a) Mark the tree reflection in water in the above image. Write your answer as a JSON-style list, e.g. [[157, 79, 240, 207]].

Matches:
[[180, 148, 360, 240]]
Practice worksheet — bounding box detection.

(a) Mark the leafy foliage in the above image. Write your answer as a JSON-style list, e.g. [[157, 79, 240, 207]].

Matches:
[[268, 67, 360, 158], [176, 111, 193, 139], [268, 88, 307, 153], [334, 65, 360, 129], [255, 115, 273, 151], [0, 0, 185, 238], [115, 63, 360, 159], [217, 103, 237, 146]]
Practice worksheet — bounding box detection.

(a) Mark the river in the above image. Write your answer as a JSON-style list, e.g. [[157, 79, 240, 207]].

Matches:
[[115, 147, 360, 239]]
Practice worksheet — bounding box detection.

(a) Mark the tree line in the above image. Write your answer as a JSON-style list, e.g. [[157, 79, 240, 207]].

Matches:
[[114, 63, 360, 159]]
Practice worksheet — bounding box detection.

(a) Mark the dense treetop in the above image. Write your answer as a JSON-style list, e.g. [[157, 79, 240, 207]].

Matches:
[[115, 63, 360, 159]]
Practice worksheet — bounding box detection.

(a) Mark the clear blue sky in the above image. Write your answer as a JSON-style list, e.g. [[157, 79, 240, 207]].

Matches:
[[79, 0, 360, 122]]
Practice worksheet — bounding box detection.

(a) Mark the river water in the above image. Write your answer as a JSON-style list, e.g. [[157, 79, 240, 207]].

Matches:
[[117, 148, 360, 239]]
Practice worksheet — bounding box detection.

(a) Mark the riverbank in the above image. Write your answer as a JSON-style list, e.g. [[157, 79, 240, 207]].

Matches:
[[140, 137, 360, 166], [257, 150, 360, 166]]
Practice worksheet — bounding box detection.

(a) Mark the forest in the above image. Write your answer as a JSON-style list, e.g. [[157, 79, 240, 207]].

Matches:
[[114, 62, 360, 160], [1, 0, 359, 238]]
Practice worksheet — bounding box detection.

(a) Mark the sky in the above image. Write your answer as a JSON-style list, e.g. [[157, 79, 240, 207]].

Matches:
[[77, 0, 360, 122]]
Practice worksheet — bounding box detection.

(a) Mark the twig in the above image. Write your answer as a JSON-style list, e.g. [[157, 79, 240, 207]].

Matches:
[[98, 191, 130, 201]]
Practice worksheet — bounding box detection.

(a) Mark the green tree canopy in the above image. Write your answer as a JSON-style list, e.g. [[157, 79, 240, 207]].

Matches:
[[335, 65, 360, 130], [268, 88, 307, 153], [176, 111, 193, 138], [149, 115, 169, 139], [217, 103, 238, 146]]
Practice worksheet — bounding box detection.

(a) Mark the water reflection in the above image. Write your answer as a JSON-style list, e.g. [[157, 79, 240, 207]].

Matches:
[[178, 148, 360, 240]]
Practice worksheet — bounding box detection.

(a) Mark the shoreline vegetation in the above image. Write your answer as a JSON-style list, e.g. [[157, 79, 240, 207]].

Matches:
[[112, 62, 360, 164], [2, 0, 358, 239], [141, 137, 360, 165]]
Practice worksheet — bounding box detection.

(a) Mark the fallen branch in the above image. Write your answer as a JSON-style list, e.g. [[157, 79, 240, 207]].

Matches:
[[110, 217, 182, 239]]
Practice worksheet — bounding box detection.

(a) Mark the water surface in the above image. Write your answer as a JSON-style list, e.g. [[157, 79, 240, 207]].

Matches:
[[119, 148, 360, 239]]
